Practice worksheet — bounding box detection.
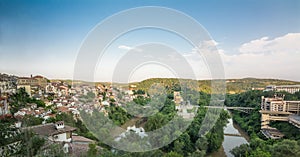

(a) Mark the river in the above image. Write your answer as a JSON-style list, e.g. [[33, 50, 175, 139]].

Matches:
[[122, 112, 249, 157], [210, 112, 249, 157]]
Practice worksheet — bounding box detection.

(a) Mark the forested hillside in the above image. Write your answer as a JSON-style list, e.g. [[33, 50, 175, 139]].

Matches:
[[129, 78, 299, 94]]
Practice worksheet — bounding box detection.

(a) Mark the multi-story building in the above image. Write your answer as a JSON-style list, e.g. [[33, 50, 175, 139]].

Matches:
[[261, 95, 300, 114], [265, 85, 300, 94], [17, 75, 49, 96], [260, 95, 300, 139]]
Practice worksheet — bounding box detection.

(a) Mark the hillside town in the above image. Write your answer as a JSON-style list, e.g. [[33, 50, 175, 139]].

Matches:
[[2, 73, 300, 156], [0, 73, 144, 156]]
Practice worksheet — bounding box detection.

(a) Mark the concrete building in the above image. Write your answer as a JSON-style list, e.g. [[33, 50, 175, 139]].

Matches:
[[265, 85, 300, 94], [261, 95, 300, 114], [260, 95, 300, 139]]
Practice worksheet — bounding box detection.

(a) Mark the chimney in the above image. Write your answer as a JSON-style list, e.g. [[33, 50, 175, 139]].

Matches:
[[55, 121, 65, 129], [15, 121, 22, 128], [31, 74, 33, 78]]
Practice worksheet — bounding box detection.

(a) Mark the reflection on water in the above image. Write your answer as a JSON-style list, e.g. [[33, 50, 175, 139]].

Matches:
[[210, 115, 249, 157]]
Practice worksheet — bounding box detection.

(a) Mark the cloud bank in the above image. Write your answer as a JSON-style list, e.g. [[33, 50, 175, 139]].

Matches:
[[222, 33, 300, 80]]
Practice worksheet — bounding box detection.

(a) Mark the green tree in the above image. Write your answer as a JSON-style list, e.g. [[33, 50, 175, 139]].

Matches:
[[87, 143, 98, 157], [270, 139, 300, 157], [9, 88, 30, 114], [18, 131, 46, 156], [163, 151, 183, 157], [144, 113, 168, 131], [22, 115, 43, 126], [230, 144, 251, 157], [249, 148, 271, 157]]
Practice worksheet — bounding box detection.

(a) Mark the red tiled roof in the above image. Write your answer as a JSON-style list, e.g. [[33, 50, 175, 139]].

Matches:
[[57, 106, 70, 113]]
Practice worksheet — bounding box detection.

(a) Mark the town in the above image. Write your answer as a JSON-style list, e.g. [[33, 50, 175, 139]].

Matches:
[[0, 73, 146, 156], [1, 72, 300, 156]]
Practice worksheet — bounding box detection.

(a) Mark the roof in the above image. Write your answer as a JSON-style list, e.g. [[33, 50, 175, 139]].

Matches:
[[33, 75, 45, 79], [58, 106, 70, 113], [25, 123, 76, 136], [259, 110, 292, 115], [276, 85, 300, 88], [72, 135, 94, 143]]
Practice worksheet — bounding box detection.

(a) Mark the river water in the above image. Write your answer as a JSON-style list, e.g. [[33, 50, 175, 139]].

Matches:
[[210, 114, 249, 157], [123, 112, 249, 157]]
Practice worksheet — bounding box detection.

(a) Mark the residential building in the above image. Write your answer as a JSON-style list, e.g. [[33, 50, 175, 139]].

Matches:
[[28, 121, 76, 143]]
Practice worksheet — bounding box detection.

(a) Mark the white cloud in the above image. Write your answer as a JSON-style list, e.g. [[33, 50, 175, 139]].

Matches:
[[221, 33, 300, 81], [118, 45, 134, 50], [182, 40, 222, 80], [239, 33, 300, 54], [118, 45, 142, 52], [99, 34, 300, 82]]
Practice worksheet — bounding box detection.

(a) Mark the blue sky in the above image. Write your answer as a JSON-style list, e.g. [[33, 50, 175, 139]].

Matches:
[[1, 0, 300, 81]]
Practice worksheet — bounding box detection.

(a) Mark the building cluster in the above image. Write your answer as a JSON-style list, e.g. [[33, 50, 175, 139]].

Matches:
[[0, 73, 104, 156], [0, 72, 143, 120], [260, 94, 300, 139], [265, 85, 300, 94], [17, 75, 48, 97], [1, 72, 199, 155], [0, 73, 18, 116], [0, 73, 17, 94]]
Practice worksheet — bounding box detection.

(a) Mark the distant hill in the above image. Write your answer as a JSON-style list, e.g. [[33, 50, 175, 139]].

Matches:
[[49, 77, 300, 94], [225, 78, 300, 94], [130, 78, 300, 94]]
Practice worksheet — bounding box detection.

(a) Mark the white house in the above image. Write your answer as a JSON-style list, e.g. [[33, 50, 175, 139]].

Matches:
[[29, 121, 76, 143]]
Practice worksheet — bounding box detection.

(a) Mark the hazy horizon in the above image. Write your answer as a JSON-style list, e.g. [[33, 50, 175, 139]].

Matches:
[[2, 71, 300, 84]]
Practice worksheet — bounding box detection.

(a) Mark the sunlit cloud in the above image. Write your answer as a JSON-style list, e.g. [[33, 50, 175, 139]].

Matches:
[[221, 33, 300, 80]]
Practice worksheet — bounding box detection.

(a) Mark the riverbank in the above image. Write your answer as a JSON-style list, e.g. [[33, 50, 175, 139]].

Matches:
[[209, 112, 250, 157]]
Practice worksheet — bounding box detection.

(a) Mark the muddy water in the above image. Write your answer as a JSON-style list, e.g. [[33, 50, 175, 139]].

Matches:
[[210, 116, 249, 157]]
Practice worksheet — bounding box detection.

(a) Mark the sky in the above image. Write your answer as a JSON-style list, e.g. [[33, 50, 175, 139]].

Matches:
[[0, 0, 300, 82]]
